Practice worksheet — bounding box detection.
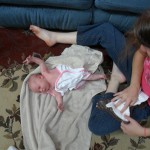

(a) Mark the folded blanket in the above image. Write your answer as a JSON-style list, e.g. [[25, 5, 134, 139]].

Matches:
[[20, 44, 106, 150]]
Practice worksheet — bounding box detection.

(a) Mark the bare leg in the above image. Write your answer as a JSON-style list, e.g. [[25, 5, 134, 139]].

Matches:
[[30, 25, 77, 47], [106, 62, 126, 93], [86, 74, 106, 80], [76, 74, 106, 89]]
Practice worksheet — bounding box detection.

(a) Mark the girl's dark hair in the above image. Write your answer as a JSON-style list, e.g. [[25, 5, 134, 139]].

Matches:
[[134, 9, 150, 48], [122, 9, 150, 59]]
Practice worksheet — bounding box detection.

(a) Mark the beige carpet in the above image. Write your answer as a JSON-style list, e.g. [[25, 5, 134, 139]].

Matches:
[[1, 27, 150, 150], [1, 52, 150, 150]]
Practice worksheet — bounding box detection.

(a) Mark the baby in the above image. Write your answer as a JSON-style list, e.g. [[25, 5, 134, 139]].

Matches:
[[24, 55, 106, 111]]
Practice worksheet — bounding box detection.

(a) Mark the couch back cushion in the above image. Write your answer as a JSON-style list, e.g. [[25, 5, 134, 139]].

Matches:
[[93, 9, 138, 32], [0, 0, 93, 10], [95, 0, 150, 14], [0, 6, 92, 30]]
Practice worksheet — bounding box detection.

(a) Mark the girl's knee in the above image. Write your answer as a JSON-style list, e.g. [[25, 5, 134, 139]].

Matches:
[[88, 117, 114, 136]]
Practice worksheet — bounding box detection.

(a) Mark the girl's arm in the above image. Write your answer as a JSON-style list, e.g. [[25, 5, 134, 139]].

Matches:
[[130, 48, 146, 96], [112, 48, 146, 112], [121, 115, 150, 137], [23, 55, 48, 73]]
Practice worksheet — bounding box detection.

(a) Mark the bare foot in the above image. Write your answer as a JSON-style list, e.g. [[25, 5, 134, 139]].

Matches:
[[30, 25, 56, 47], [111, 63, 126, 84], [106, 63, 126, 93]]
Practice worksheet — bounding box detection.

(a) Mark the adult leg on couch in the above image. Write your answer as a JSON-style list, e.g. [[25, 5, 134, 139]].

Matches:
[[30, 25, 77, 46]]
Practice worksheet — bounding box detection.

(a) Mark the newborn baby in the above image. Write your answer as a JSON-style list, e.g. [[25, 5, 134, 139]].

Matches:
[[24, 55, 106, 111]]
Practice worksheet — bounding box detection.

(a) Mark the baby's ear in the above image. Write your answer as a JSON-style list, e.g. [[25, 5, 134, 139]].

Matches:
[[39, 74, 44, 79]]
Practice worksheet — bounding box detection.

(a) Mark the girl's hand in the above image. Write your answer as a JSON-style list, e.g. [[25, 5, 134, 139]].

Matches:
[[23, 55, 32, 64], [111, 85, 139, 113], [121, 115, 144, 136]]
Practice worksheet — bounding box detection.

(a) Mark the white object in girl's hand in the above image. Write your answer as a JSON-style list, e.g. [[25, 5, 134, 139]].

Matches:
[[106, 91, 149, 122], [7, 146, 18, 150]]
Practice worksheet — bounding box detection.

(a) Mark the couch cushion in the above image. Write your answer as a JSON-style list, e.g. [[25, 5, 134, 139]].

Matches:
[[0, 6, 92, 30], [95, 0, 150, 14], [0, 0, 93, 10], [93, 9, 138, 32]]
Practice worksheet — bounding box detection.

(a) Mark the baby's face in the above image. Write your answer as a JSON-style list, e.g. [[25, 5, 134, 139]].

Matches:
[[29, 74, 50, 93]]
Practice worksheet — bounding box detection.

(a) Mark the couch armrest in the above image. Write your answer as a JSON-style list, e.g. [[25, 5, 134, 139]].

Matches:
[[95, 0, 150, 14]]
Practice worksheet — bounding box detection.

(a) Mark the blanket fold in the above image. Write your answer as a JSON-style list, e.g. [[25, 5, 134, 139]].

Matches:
[[20, 44, 106, 150]]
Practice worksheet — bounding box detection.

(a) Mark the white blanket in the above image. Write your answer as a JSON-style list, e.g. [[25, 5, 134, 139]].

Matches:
[[20, 45, 106, 150]]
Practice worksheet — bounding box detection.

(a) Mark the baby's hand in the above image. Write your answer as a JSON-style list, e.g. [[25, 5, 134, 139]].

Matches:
[[23, 55, 32, 64], [57, 103, 64, 112]]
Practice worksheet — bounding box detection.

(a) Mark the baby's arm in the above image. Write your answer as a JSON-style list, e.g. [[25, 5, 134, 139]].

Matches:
[[55, 92, 64, 112], [48, 89, 64, 112], [23, 55, 48, 73]]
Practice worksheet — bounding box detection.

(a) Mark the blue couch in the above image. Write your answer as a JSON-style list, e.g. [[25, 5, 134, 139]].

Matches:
[[0, 0, 150, 32]]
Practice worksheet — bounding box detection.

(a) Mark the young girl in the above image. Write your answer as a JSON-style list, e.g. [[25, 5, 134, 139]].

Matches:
[[23, 55, 106, 111], [28, 9, 150, 137], [112, 10, 150, 136]]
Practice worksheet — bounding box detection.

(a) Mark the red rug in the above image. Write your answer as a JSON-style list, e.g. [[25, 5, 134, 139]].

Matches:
[[0, 27, 112, 73], [0, 27, 70, 68]]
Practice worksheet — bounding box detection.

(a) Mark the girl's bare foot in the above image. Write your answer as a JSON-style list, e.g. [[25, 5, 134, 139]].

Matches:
[[30, 25, 56, 47], [111, 63, 126, 84], [106, 63, 126, 93]]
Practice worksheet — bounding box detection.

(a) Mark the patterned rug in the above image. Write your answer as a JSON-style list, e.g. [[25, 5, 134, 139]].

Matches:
[[0, 27, 150, 150]]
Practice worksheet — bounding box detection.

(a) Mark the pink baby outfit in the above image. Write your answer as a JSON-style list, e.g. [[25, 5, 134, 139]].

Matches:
[[142, 57, 150, 105], [55, 64, 91, 96]]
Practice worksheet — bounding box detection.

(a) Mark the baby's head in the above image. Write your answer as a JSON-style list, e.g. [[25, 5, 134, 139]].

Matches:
[[28, 74, 50, 93]]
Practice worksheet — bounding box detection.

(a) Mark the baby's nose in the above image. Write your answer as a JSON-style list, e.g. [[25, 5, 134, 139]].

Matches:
[[42, 89, 46, 92]]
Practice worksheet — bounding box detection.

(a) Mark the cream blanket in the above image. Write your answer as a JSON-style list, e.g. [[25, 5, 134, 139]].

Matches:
[[20, 45, 106, 150]]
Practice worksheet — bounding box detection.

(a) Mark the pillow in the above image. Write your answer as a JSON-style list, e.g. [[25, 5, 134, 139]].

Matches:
[[0, 0, 93, 10], [95, 0, 150, 14]]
